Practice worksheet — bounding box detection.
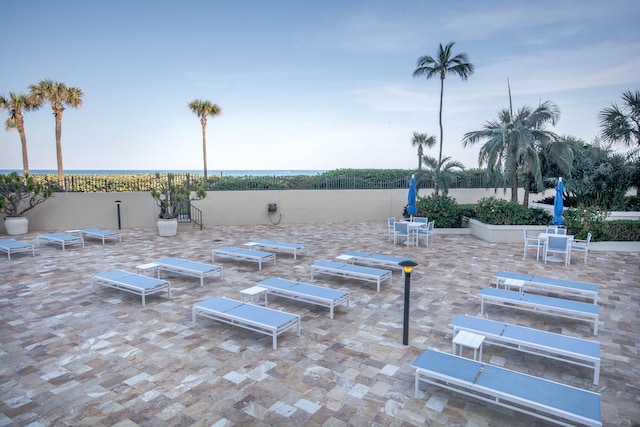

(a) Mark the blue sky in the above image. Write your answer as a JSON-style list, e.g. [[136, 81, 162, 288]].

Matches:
[[1, 0, 639, 171]]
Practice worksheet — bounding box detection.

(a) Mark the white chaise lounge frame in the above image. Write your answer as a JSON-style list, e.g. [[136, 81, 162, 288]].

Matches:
[[192, 296, 300, 350], [37, 233, 84, 250], [337, 251, 413, 272], [212, 246, 276, 270], [412, 349, 601, 427], [0, 238, 35, 260], [449, 314, 601, 384], [494, 270, 598, 304], [257, 277, 350, 319], [310, 260, 392, 292], [479, 287, 599, 335], [245, 240, 308, 260], [92, 270, 171, 306], [154, 257, 222, 287], [77, 228, 122, 245]]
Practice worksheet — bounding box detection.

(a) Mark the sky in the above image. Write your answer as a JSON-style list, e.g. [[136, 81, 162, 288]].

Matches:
[[1, 0, 639, 172]]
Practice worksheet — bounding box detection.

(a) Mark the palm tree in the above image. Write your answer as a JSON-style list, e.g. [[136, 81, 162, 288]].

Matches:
[[412, 41, 474, 193], [462, 98, 561, 206], [411, 132, 436, 170], [189, 99, 222, 180], [0, 92, 40, 174], [29, 80, 83, 188], [420, 154, 464, 195], [599, 89, 640, 149]]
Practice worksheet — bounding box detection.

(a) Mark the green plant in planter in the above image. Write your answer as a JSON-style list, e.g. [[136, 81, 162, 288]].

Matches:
[[0, 172, 53, 218], [150, 173, 206, 219]]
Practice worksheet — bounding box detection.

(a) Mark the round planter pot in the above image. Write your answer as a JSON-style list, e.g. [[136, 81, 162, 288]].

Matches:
[[157, 218, 178, 237], [5, 217, 29, 235]]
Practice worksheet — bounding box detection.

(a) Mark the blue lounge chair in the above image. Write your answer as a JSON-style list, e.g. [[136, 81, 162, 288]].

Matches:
[[154, 257, 222, 287], [0, 238, 35, 260], [257, 277, 350, 319], [192, 296, 300, 350], [494, 270, 598, 303], [310, 260, 392, 292], [479, 287, 599, 335], [412, 348, 601, 427], [92, 270, 171, 306], [337, 251, 414, 272], [449, 314, 601, 384], [77, 228, 121, 245], [245, 239, 308, 260], [212, 246, 276, 270], [37, 233, 84, 250]]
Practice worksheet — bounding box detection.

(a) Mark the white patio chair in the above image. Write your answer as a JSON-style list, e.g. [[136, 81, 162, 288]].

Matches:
[[418, 221, 435, 246], [387, 218, 396, 242], [393, 222, 410, 246], [546, 227, 558, 234], [571, 233, 592, 265], [523, 229, 544, 260], [544, 235, 570, 266], [556, 228, 567, 235]]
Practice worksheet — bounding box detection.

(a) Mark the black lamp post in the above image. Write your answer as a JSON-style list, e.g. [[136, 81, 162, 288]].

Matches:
[[398, 260, 418, 345], [115, 200, 122, 230]]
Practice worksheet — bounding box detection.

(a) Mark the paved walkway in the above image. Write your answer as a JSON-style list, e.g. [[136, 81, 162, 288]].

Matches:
[[1, 222, 638, 426]]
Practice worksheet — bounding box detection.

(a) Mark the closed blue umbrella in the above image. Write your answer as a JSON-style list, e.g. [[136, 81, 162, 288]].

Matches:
[[407, 174, 417, 220], [552, 177, 564, 225]]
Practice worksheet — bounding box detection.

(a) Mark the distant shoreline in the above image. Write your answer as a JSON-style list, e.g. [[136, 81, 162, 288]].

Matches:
[[0, 169, 327, 177]]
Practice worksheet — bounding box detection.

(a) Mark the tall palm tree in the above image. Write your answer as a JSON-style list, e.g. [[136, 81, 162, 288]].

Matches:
[[188, 99, 222, 180], [462, 99, 561, 206], [420, 154, 464, 195], [411, 132, 436, 170], [599, 89, 640, 149], [0, 92, 40, 174], [29, 80, 83, 188], [412, 41, 474, 193]]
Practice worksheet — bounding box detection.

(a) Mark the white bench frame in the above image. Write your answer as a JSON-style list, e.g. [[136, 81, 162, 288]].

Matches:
[[0, 238, 35, 260], [76, 228, 122, 245], [449, 314, 601, 384], [494, 271, 598, 303], [480, 287, 599, 335], [212, 247, 276, 270], [91, 270, 171, 306], [413, 349, 602, 427], [336, 251, 413, 272], [310, 261, 392, 292], [245, 240, 308, 260], [37, 233, 84, 250], [258, 278, 350, 319], [154, 257, 222, 287], [192, 297, 300, 350]]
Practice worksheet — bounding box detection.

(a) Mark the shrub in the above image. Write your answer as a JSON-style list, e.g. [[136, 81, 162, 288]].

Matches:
[[473, 197, 551, 225], [601, 220, 640, 241], [414, 194, 460, 228], [563, 207, 607, 240]]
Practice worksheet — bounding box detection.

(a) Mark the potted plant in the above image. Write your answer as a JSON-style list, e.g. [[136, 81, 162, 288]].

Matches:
[[150, 173, 206, 236], [0, 172, 53, 235]]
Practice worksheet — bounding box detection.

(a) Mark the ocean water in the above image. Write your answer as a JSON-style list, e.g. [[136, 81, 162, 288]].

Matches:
[[0, 169, 326, 177]]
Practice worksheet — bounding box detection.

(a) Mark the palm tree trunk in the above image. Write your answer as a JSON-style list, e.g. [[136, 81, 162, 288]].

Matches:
[[201, 118, 208, 180], [55, 111, 64, 189], [436, 77, 445, 196], [523, 172, 532, 209], [18, 126, 29, 174]]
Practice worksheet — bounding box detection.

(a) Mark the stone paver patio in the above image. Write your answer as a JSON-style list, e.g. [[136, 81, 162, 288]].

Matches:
[[1, 222, 638, 426]]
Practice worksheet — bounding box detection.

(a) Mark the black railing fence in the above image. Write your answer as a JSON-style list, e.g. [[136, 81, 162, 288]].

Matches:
[[25, 171, 494, 193]]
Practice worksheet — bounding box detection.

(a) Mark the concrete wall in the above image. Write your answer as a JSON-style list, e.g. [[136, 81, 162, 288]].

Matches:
[[0, 187, 560, 234]]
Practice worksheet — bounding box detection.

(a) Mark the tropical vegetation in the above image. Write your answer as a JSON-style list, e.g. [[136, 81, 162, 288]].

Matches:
[[417, 155, 464, 195], [0, 172, 53, 218], [150, 173, 206, 219], [410, 132, 435, 170], [413, 194, 461, 228], [599, 89, 640, 149], [29, 80, 83, 188], [413, 41, 474, 195], [188, 99, 222, 180]]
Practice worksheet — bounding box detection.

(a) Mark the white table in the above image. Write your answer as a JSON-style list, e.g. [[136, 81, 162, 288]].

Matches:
[[335, 254, 354, 263], [502, 278, 525, 293], [240, 286, 267, 305], [136, 263, 159, 276], [400, 221, 426, 246], [452, 330, 485, 361]]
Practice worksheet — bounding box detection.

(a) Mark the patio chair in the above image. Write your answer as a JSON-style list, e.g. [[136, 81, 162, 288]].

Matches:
[[412, 217, 428, 223], [387, 218, 395, 242], [556, 228, 567, 235], [393, 222, 410, 246], [523, 230, 544, 260], [544, 235, 571, 266], [417, 221, 434, 246], [571, 232, 592, 265], [0, 238, 35, 260], [546, 227, 558, 234]]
